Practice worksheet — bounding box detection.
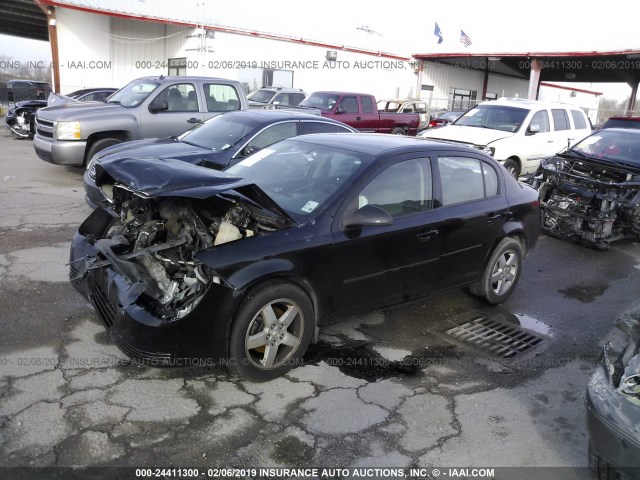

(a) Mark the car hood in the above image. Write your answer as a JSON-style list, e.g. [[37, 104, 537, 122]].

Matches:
[[95, 137, 216, 165], [37, 101, 124, 121], [47, 92, 79, 107], [96, 157, 294, 223], [421, 125, 513, 145]]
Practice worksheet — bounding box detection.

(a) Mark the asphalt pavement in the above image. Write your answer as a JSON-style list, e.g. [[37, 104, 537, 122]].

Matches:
[[1, 129, 639, 477]]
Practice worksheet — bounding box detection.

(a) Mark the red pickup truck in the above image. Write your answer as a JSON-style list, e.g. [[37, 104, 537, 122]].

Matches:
[[298, 91, 420, 136]]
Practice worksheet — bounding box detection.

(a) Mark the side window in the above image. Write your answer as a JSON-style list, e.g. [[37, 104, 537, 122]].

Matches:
[[204, 83, 241, 111], [529, 110, 550, 132], [361, 96, 375, 113], [551, 109, 570, 131], [357, 158, 433, 218], [274, 93, 289, 106], [246, 122, 298, 150], [290, 93, 306, 106], [570, 110, 587, 130], [482, 162, 498, 196], [299, 122, 339, 134], [154, 83, 198, 112], [438, 157, 485, 206], [415, 103, 427, 114], [340, 96, 359, 113]]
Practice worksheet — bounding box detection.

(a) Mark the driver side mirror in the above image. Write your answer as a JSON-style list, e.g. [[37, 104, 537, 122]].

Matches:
[[149, 100, 168, 113], [343, 204, 393, 229], [526, 123, 541, 136]]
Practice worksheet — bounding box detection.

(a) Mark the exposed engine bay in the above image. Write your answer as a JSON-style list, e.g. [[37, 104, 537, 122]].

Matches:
[[529, 156, 640, 249], [78, 185, 285, 321], [6, 101, 45, 138]]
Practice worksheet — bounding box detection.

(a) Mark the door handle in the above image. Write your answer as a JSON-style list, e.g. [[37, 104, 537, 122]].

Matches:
[[187, 118, 202, 124], [486, 212, 503, 222], [356, 116, 362, 121], [417, 229, 439, 242]]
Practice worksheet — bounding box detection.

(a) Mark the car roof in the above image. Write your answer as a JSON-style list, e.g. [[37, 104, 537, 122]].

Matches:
[[208, 109, 355, 127], [606, 116, 640, 121], [482, 97, 584, 110], [136, 76, 240, 83], [310, 91, 372, 97], [287, 133, 485, 156], [257, 87, 305, 92], [599, 127, 640, 135]]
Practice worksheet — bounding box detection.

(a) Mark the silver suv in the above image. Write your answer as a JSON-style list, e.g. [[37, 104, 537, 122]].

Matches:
[[34, 76, 249, 166], [247, 87, 307, 108]]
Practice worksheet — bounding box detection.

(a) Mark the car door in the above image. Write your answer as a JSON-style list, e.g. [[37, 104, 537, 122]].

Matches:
[[331, 155, 442, 315], [434, 154, 508, 289], [140, 82, 205, 138], [550, 108, 573, 153], [522, 109, 556, 168], [358, 95, 380, 132]]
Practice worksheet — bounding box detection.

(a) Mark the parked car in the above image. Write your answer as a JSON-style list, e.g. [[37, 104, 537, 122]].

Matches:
[[586, 315, 640, 479], [47, 88, 118, 106], [427, 110, 467, 129], [70, 133, 541, 380], [33, 76, 249, 167], [420, 98, 593, 177], [528, 128, 640, 249], [84, 109, 356, 209], [4, 99, 48, 138], [377, 98, 431, 131], [601, 116, 640, 130], [4, 79, 51, 102], [298, 92, 420, 135], [247, 87, 307, 108]]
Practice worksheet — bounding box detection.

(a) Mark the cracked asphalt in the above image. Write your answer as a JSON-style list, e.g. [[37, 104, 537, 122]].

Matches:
[[1, 129, 640, 473]]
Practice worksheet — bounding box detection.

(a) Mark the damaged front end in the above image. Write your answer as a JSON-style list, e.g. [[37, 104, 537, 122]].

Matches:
[[530, 156, 640, 249], [70, 158, 292, 363], [586, 314, 640, 475]]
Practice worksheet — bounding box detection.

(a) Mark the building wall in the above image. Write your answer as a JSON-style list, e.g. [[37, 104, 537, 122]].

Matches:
[[486, 74, 528, 99]]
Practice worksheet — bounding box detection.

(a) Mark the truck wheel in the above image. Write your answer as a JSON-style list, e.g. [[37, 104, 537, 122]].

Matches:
[[85, 138, 121, 166], [470, 237, 523, 304], [391, 127, 406, 135], [504, 159, 520, 178], [228, 281, 314, 381]]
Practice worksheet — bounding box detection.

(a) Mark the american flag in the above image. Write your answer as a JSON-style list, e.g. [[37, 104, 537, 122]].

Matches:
[[460, 30, 472, 47]]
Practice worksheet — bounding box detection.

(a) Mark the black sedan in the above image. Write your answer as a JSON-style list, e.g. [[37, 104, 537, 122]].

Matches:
[[70, 134, 541, 381], [84, 109, 356, 209]]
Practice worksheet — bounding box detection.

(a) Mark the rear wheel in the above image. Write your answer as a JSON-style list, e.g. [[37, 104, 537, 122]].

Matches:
[[228, 281, 314, 381], [85, 137, 122, 167], [391, 127, 406, 135], [471, 237, 523, 304], [503, 159, 520, 178]]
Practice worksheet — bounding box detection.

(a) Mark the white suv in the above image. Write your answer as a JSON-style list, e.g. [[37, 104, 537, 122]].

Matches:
[[420, 98, 593, 177]]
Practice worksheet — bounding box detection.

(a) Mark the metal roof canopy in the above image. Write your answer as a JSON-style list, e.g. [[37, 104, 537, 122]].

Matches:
[[1, 0, 48, 41], [412, 50, 640, 111]]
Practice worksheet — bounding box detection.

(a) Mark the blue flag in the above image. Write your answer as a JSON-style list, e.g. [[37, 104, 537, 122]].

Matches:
[[434, 22, 443, 44]]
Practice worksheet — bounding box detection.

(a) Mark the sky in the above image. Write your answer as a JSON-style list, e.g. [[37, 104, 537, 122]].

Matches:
[[1, 0, 639, 101]]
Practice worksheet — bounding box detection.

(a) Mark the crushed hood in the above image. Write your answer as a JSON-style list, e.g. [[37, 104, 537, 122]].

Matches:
[[422, 125, 513, 146], [96, 157, 294, 222]]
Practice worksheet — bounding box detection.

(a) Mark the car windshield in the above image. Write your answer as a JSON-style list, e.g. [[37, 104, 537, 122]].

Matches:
[[299, 93, 340, 112], [454, 105, 529, 132], [179, 115, 255, 150], [569, 130, 640, 166], [247, 90, 276, 103], [226, 139, 370, 221], [107, 79, 159, 108], [440, 111, 464, 121]]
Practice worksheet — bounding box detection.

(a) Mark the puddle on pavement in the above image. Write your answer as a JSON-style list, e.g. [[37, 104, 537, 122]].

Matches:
[[304, 341, 460, 382], [514, 313, 553, 337], [558, 284, 608, 303]]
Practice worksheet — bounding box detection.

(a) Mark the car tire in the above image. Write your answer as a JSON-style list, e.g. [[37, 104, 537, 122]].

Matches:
[[471, 237, 523, 304], [85, 138, 122, 167], [503, 159, 520, 178], [228, 281, 314, 382], [391, 127, 406, 135]]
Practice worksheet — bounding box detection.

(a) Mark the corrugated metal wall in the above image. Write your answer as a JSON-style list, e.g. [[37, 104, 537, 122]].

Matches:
[[486, 74, 528, 99]]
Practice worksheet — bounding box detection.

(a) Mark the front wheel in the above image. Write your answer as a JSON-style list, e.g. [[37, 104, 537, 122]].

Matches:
[[228, 281, 314, 381], [85, 137, 122, 167], [470, 237, 523, 304]]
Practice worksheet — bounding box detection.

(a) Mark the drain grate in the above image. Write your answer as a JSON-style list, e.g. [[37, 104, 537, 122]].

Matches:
[[445, 316, 544, 358]]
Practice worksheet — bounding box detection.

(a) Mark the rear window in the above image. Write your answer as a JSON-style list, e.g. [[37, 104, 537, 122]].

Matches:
[[552, 109, 570, 131], [570, 110, 587, 130], [602, 118, 640, 130], [361, 96, 375, 113]]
